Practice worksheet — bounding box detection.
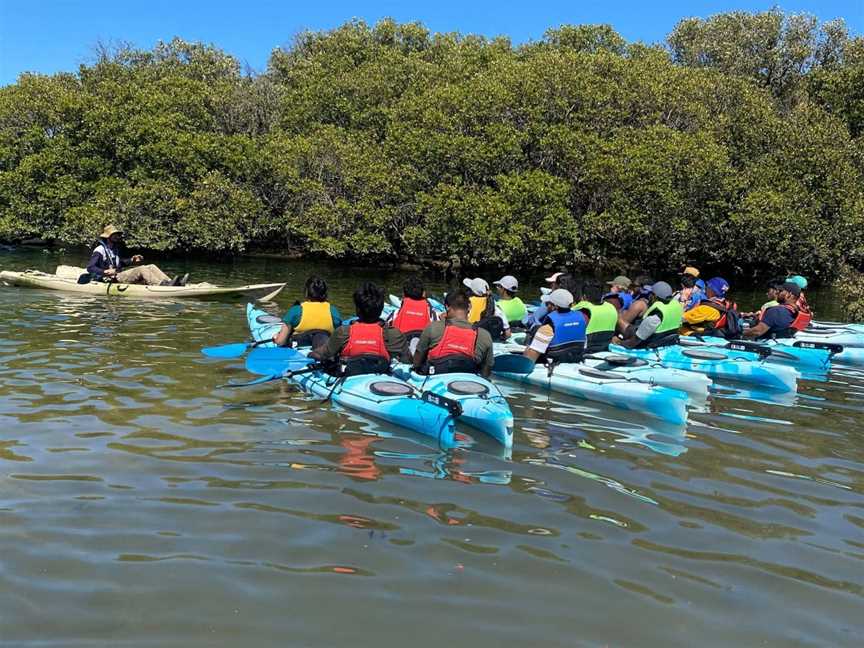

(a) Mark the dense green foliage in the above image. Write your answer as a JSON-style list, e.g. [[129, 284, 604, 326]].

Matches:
[[1, 11, 863, 278]]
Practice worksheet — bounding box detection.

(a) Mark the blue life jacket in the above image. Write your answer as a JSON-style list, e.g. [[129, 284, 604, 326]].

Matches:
[[544, 309, 587, 363]]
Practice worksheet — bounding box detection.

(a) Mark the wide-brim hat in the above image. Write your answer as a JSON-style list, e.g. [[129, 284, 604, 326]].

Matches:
[[100, 224, 123, 238]]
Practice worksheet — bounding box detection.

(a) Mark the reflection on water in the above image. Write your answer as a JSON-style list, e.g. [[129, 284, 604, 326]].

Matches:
[[1, 248, 863, 647]]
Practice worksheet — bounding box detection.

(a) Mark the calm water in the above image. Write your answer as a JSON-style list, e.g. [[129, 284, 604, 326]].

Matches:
[[1, 249, 862, 647]]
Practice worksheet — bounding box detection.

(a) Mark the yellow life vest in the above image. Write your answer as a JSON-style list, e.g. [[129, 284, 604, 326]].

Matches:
[[468, 296, 487, 324], [296, 301, 334, 333]]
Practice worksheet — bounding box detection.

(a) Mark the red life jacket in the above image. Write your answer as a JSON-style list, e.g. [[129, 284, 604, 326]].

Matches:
[[392, 297, 431, 335], [428, 324, 477, 361], [782, 304, 812, 332], [342, 322, 390, 360]]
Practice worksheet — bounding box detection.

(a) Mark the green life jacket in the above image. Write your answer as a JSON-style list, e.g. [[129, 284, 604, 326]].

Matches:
[[642, 298, 683, 347], [573, 300, 618, 352], [497, 296, 527, 323]]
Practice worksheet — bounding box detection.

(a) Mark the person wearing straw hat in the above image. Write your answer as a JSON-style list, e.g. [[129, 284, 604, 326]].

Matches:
[[86, 225, 187, 286]]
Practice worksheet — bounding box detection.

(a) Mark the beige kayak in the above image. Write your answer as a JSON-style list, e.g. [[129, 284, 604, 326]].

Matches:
[[0, 266, 285, 301]]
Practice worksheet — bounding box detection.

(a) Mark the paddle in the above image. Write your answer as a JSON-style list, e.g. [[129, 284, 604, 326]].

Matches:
[[491, 354, 537, 375], [202, 338, 272, 359], [220, 362, 324, 388]]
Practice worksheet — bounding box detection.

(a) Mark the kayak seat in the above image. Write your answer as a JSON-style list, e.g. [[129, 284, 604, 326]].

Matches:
[[447, 380, 489, 396], [682, 349, 727, 361], [369, 381, 414, 396]]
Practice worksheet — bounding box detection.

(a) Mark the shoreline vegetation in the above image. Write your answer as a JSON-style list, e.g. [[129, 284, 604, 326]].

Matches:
[[1, 10, 863, 280]]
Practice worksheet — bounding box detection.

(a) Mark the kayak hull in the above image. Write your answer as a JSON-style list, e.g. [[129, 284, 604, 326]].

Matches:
[[391, 366, 514, 448], [246, 304, 458, 446], [1, 270, 285, 301]]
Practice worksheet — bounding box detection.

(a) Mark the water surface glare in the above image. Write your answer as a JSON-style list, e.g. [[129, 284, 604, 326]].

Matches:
[[0, 250, 862, 646]]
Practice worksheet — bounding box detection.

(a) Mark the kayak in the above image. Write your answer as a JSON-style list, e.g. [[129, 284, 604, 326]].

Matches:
[[609, 343, 798, 393], [1, 267, 285, 301], [497, 338, 712, 399], [492, 351, 690, 426], [390, 365, 514, 448], [679, 336, 832, 373], [246, 304, 458, 446]]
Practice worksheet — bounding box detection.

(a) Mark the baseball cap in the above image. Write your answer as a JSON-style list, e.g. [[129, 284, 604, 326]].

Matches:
[[462, 277, 489, 296], [606, 275, 631, 289], [493, 275, 519, 292], [543, 288, 574, 309], [649, 281, 673, 300], [781, 281, 802, 297], [706, 277, 729, 296], [786, 275, 808, 290], [681, 266, 700, 278]]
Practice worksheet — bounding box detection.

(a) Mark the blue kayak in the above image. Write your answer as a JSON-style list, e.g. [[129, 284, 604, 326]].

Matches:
[[245, 304, 458, 446]]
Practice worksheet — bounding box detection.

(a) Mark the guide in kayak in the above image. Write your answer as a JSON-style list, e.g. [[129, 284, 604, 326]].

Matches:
[[86, 224, 188, 286]]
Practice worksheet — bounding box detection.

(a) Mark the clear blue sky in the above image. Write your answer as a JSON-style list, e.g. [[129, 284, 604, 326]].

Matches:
[[1, 0, 862, 85]]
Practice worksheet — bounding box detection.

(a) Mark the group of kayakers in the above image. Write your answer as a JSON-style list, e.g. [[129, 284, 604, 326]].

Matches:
[[265, 266, 814, 380]]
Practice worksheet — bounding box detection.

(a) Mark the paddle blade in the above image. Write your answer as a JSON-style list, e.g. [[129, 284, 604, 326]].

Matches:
[[246, 347, 315, 376], [201, 342, 250, 359], [492, 354, 537, 374]]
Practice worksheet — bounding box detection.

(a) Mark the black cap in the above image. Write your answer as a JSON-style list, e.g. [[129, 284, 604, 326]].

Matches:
[[781, 281, 802, 297]]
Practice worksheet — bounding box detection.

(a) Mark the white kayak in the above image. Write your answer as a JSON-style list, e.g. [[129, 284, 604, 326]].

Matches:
[[0, 267, 285, 301]]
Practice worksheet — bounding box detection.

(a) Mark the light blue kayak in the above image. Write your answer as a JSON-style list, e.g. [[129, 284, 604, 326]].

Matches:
[[246, 304, 458, 446], [390, 365, 514, 448], [610, 343, 798, 393]]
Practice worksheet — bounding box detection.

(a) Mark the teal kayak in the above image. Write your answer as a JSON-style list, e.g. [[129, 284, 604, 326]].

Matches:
[[610, 343, 798, 393], [390, 365, 514, 448], [246, 304, 458, 446]]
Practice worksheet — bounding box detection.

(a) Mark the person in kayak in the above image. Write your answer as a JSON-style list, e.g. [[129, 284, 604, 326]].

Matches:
[[463, 277, 510, 341], [614, 281, 683, 348], [604, 275, 633, 311], [744, 281, 811, 340], [311, 282, 409, 376], [387, 275, 437, 354], [413, 289, 494, 377], [493, 275, 527, 328], [522, 289, 587, 364], [680, 277, 742, 338], [616, 275, 654, 335], [572, 279, 619, 353], [273, 276, 342, 348], [86, 225, 187, 286]]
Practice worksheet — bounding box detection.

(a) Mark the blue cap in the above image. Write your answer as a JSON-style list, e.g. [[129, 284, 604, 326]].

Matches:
[[706, 277, 729, 296]]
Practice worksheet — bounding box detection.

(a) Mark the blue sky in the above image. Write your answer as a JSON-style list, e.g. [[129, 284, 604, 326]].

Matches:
[[1, 1, 862, 85]]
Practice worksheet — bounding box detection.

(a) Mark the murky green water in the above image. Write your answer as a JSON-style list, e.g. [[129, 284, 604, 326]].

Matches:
[[1, 248, 862, 647]]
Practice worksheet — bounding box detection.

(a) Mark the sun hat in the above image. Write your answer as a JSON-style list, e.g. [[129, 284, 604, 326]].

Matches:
[[786, 275, 808, 290], [100, 224, 123, 238], [462, 277, 490, 296], [493, 275, 519, 292], [649, 281, 673, 300], [542, 289, 574, 309], [606, 275, 631, 289], [706, 277, 730, 296], [681, 266, 700, 278]]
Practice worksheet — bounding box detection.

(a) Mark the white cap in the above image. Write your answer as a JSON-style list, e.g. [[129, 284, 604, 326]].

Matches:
[[462, 277, 490, 296], [543, 288, 574, 308], [545, 272, 564, 283], [493, 275, 518, 292]]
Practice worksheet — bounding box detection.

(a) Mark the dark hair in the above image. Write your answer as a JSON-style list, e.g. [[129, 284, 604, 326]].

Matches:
[[403, 275, 424, 300], [353, 282, 385, 322], [305, 276, 328, 302], [444, 288, 470, 312], [582, 279, 604, 303], [680, 274, 696, 289]]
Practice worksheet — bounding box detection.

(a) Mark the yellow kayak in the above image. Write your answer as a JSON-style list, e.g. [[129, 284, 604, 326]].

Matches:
[[0, 266, 285, 301]]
